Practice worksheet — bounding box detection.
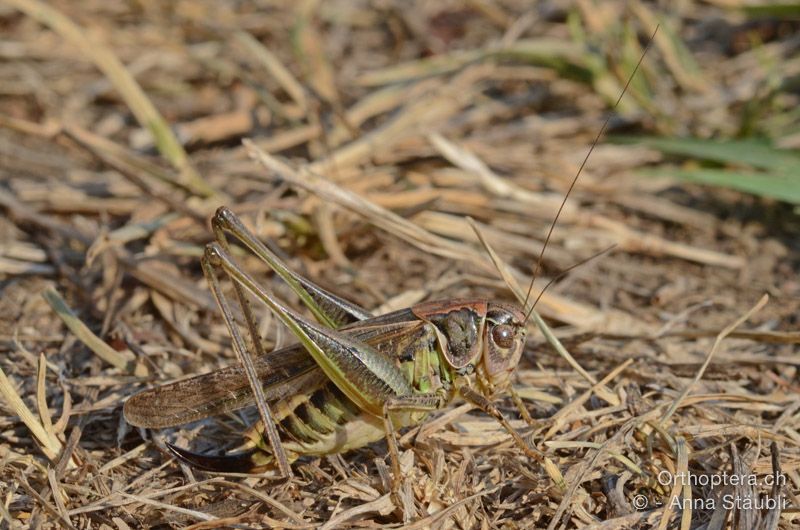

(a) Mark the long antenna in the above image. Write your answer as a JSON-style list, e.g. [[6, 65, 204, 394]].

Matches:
[[523, 25, 659, 323], [529, 244, 616, 311]]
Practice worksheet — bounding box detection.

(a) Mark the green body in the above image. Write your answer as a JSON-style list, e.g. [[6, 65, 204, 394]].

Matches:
[[123, 207, 529, 473], [253, 312, 449, 464], [125, 308, 456, 468]]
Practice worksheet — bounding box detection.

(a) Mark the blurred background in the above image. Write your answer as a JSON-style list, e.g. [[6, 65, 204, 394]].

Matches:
[[1, 1, 799, 528]]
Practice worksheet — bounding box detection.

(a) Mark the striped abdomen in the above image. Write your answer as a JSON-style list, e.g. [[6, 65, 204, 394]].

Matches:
[[250, 321, 452, 462]]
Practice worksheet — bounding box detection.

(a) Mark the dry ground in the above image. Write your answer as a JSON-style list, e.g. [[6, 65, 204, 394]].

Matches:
[[1, 1, 799, 528]]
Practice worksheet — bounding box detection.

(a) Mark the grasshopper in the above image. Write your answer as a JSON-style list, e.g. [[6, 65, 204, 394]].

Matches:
[[124, 207, 539, 484], [124, 27, 655, 494]]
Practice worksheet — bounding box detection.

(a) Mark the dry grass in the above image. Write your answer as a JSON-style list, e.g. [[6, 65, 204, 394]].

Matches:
[[1, 1, 799, 528]]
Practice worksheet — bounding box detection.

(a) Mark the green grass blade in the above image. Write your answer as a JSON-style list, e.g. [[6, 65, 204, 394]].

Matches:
[[642, 168, 800, 204], [742, 4, 800, 17], [613, 136, 800, 173]]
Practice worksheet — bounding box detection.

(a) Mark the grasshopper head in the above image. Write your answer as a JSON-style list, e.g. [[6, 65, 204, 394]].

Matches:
[[412, 299, 526, 392], [480, 302, 527, 392]]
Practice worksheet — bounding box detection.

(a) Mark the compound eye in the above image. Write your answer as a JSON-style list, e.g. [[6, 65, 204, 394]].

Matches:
[[491, 324, 515, 349]]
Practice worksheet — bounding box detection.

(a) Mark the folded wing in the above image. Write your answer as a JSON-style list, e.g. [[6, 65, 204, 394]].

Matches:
[[123, 311, 425, 428]]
